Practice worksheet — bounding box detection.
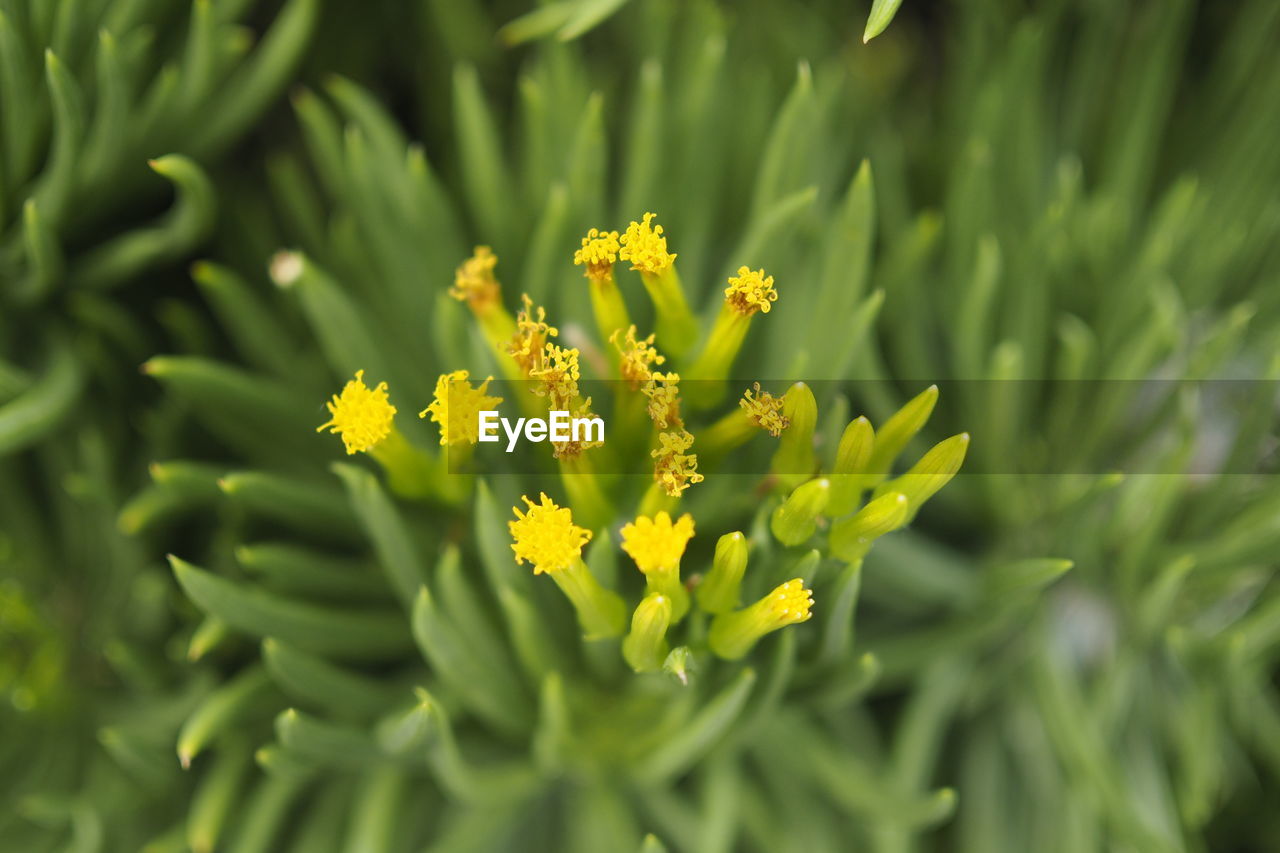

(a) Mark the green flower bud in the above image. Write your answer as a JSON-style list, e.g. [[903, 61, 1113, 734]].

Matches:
[[865, 384, 938, 479], [770, 478, 831, 545], [873, 432, 969, 520], [771, 382, 817, 486], [622, 593, 672, 673], [829, 491, 910, 562], [828, 415, 874, 515], [696, 531, 749, 614]]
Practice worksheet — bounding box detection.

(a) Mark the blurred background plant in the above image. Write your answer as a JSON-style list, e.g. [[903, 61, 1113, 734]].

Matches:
[[4, 0, 1280, 851]]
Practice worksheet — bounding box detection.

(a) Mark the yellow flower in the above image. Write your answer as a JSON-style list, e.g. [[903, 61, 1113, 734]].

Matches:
[[509, 493, 593, 575], [762, 579, 814, 625], [724, 266, 777, 315], [642, 372, 682, 430], [621, 511, 695, 575], [652, 428, 704, 497], [316, 370, 397, 455], [619, 212, 676, 275], [707, 578, 815, 660], [508, 295, 558, 376], [419, 370, 503, 446], [740, 382, 789, 436], [449, 246, 501, 314], [612, 325, 665, 388], [573, 228, 621, 281], [530, 343, 582, 409]]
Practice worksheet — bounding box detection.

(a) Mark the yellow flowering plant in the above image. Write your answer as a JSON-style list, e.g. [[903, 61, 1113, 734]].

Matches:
[[7, 1, 1280, 852]]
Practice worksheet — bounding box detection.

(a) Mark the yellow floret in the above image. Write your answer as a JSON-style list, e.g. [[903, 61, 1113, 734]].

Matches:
[[761, 578, 815, 627], [612, 325, 666, 388], [509, 493, 593, 575], [619, 212, 676, 275], [642, 372, 682, 430], [449, 246, 501, 314], [316, 370, 397, 455], [508, 295, 558, 376], [574, 228, 621, 281], [621, 511, 696, 574], [740, 382, 790, 436], [724, 266, 778, 315], [419, 370, 503, 446], [652, 428, 704, 497]]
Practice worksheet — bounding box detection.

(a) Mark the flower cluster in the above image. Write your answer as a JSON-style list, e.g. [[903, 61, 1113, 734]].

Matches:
[[310, 212, 965, 674]]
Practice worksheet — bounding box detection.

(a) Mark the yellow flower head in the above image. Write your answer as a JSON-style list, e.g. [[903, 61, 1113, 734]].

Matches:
[[642, 372, 682, 430], [652, 428, 704, 497], [509, 493, 592, 574], [760, 578, 815, 628], [508, 295, 559, 376], [619, 212, 676, 275], [419, 370, 503, 446], [316, 370, 397, 455], [530, 343, 582, 409], [574, 228, 621, 281], [740, 382, 789, 436], [725, 266, 778, 315], [449, 247, 501, 314], [612, 325, 665, 388], [621, 511, 696, 575]]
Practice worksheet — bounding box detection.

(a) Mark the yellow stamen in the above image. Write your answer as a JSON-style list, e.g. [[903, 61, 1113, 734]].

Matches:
[[619, 212, 676, 276], [449, 246, 501, 314], [530, 343, 582, 409], [621, 511, 695, 575], [612, 325, 665, 389], [419, 370, 503, 446], [725, 266, 777, 315], [740, 382, 789, 436], [652, 428, 704, 497], [316, 370, 397, 455], [642, 372, 682, 430], [509, 493, 592, 575], [573, 228, 620, 282], [508, 295, 559, 377]]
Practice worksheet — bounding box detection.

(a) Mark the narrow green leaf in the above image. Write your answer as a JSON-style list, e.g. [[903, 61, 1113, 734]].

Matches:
[[263, 638, 408, 719], [238, 543, 388, 604], [453, 64, 513, 250], [864, 0, 905, 43], [34, 49, 85, 225], [0, 338, 82, 456], [187, 738, 251, 853], [411, 585, 529, 737], [18, 199, 63, 302], [177, 666, 274, 767], [72, 156, 217, 291], [333, 462, 427, 605], [341, 766, 407, 853], [220, 471, 360, 540], [274, 708, 382, 769], [195, 0, 319, 157], [635, 668, 757, 783], [170, 556, 413, 661], [191, 261, 296, 376], [224, 773, 310, 853]]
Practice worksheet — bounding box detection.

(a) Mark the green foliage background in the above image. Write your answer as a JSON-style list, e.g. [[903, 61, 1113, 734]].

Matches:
[[2, 0, 1279, 850]]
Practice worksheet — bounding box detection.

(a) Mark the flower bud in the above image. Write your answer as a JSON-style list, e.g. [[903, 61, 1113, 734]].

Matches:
[[622, 594, 672, 673], [770, 478, 830, 546], [696, 531, 749, 614]]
